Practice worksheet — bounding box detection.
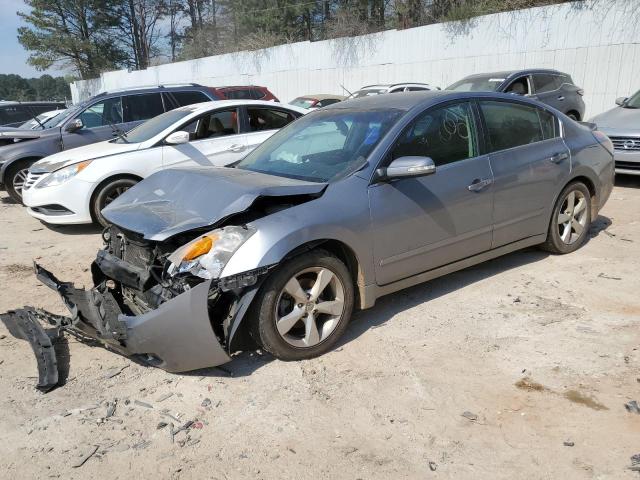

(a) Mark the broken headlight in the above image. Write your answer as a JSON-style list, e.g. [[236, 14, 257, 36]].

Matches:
[[166, 226, 256, 280]]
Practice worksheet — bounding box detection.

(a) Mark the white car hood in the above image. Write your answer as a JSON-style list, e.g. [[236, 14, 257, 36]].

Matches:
[[32, 140, 142, 173]]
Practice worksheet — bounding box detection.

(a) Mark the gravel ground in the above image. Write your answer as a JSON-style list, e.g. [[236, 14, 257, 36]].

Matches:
[[0, 178, 639, 479]]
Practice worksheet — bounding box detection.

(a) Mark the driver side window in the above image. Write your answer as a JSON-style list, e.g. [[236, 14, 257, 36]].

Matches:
[[181, 108, 239, 141], [504, 77, 530, 95], [76, 97, 123, 129], [391, 102, 478, 166]]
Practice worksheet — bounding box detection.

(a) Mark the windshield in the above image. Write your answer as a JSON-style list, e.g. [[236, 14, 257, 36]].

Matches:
[[114, 109, 194, 144], [447, 76, 505, 92], [19, 110, 66, 130], [290, 98, 316, 108], [347, 88, 387, 99], [623, 90, 640, 109], [235, 108, 403, 183]]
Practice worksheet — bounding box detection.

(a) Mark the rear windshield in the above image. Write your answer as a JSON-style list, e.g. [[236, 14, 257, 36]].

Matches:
[[290, 97, 316, 108], [447, 76, 505, 92]]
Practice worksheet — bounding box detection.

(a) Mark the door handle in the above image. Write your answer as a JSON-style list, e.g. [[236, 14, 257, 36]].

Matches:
[[228, 144, 245, 152], [557, 95, 565, 101], [549, 152, 569, 164], [467, 178, 493, 192]]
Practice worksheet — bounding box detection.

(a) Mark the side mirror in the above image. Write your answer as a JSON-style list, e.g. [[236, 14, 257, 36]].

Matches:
[[165, 131, 190, 145], [376, 156, 436, 182], [615, 96, 628, 106], [65, 118, 83, 132]]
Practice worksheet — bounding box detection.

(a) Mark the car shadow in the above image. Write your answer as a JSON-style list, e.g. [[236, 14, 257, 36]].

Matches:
[[42, 222, 103, 236], [187, 214, 613, 379], [615, 174, 640, 188]]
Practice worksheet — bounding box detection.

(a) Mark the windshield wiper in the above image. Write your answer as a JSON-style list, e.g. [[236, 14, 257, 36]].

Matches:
[[106, 119, 128, 142]]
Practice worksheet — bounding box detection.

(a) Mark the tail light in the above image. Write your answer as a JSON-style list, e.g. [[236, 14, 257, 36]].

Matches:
[[593, 130, 614, 155], [577, 88, 584, 96]]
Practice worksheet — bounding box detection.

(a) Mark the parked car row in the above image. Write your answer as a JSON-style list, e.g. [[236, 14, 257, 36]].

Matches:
[[0, 77, 619, 389]]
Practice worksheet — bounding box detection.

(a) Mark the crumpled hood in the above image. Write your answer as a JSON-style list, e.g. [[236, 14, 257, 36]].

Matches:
[[103, 167, 327, 241], [591, 106, 640, 132], [31, 140, 141, 173]]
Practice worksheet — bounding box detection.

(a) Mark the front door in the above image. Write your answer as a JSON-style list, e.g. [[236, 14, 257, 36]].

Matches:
[[162, 108, 249, 169], [369, 101, 494, 286], [478, 100, 571, 247]]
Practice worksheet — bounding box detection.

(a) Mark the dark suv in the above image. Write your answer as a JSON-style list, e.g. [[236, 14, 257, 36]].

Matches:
[[0, 101, 66, 128], [447, 69, 585, 120], [0, 84, 219, 202]]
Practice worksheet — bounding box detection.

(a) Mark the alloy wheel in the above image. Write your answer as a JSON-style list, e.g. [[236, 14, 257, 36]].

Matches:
[[557, 189, 588, 244], [12, 168, 28, 197], [274, 266, 345, 348], [103, 186, 131, 207]]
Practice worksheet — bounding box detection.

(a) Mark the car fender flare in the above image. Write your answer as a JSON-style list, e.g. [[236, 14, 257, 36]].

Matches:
[[0, 152, 49, 183]]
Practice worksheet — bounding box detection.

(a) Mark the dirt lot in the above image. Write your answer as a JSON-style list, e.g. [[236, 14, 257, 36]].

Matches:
[[1, 178, 639, 480]]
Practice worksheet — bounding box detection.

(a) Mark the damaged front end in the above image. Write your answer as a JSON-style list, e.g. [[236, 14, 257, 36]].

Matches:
[[1, 224, 270, 391]]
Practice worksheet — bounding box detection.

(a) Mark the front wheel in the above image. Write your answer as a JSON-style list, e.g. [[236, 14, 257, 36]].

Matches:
[[541, 182, 591, 254], [91, 177, 138, 227], [250, 249, 354, 361], [5, 159, 36, 204]]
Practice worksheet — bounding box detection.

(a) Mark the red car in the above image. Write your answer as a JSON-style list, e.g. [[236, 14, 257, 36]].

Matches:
[[208, 85, 279, 102]]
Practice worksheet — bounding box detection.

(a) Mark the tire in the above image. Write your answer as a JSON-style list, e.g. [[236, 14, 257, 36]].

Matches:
[[5, 159, 36, 204], [250, 249, 355, 361], [540, 182, 591, 254], [91, 177, 138, 227]]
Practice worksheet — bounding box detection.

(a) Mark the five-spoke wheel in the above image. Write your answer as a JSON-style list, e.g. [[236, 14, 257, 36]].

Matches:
[[542, 181, 591, 254], [251, 250, 354, 361]]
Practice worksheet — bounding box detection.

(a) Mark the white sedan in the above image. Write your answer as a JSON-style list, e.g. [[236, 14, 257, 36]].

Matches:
[[22, 100, 307, 226]]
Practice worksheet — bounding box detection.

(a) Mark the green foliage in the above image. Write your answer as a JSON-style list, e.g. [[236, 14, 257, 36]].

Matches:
[[0, 74, 71, 101]]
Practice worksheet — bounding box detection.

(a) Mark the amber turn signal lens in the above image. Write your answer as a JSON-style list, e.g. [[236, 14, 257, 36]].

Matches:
[[76, 160, 92, 173], [182, 235, 217, 261]]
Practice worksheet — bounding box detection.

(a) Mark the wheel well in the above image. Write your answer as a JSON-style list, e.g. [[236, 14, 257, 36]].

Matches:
[[5, 156, 43, 177], [284, 239, 365, 310], [569, 175, 597, 218], [566, 110, 581, 120], [88, 174, 143, 221]]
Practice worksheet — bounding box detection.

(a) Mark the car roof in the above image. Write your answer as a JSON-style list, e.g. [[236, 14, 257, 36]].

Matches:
[[297, 94, 346, 100], [324, 90, 558, 112], [173, 99, 308, 115], [216, 85, 266, 90], [461, 68, 566, 80], [93, 83, 211, 98]]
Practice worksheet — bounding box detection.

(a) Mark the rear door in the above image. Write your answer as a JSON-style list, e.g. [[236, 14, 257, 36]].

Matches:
[[369, 101, 494, 285], [531, 73, 565, 111], [243, 106, 300, 152], [162, 107, 248, 168], [478, 99, 570, 247]]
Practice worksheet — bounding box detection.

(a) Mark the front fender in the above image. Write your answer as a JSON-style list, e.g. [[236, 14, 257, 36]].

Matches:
[[0, 142, 59, 183]]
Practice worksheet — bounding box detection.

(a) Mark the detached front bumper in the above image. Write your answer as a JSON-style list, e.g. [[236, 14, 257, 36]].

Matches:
[[1, 264, 238, 390]]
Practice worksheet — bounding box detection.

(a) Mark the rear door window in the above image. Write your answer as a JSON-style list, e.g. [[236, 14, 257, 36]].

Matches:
[[246, 108, 297, 131], [123, 93, 164, 122], [532, 74, 561, 93], [480, 101, 555, 152], [171, 90, 212, 107]]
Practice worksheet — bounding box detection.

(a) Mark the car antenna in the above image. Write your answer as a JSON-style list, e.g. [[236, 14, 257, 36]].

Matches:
[[340, 84, 352, 96]]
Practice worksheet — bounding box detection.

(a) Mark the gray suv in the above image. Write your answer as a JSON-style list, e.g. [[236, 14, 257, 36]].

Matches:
[[0, 84, 220, 203], [447, 69, 585, 120]]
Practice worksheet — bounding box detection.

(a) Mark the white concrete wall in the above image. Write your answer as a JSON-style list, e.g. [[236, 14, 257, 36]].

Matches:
[[70, 0, 640, 118]]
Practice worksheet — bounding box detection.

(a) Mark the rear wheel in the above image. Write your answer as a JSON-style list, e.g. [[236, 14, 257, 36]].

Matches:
[[5, 159, 36, 204], [91, 177, 138, 227], [250, 249, 354, 361], [541, 182, 591, 254]]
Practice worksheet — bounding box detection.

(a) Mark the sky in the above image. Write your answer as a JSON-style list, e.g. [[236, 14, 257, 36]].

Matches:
[[0, 0, 60, 78]]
